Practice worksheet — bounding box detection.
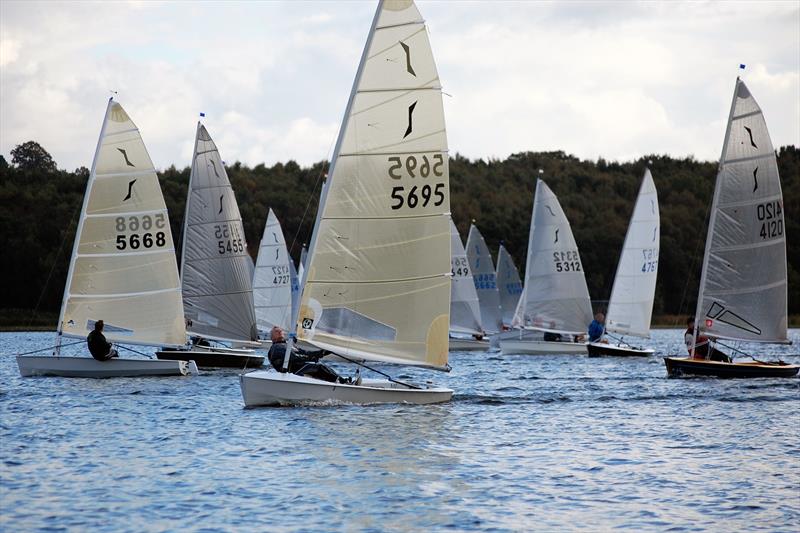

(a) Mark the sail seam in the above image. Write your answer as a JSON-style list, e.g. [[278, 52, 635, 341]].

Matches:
[[723, 153, 773, 165], [76, 249, 176, 258], [732, 110, 762, 121], [716, 192, 782, 209], [85, 208, 169, 218], [95, 169, 155, 179], [369, 26, 426, 58], [322, 212, 448, 221], [67, 287, 180, 299], [375, 20, 424, 31], [704, 278, 786, 295], [353, 82, 439, 114], [307, 273, 449, 285], [357, 86, 441, 94], [103, 127, 139, 138], [339, 149, 449, 156]]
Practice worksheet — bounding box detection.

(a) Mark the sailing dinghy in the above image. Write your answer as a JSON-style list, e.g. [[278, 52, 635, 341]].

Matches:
[[664, 77, 798, 378], [496, 243, 523, 330], [156, 122, 263, 368], [466, 224, 503, 335], [240, 0, 454, 406], [449, 219, 489, 351], [499, 179, 592, 355], [588, 169, 659, 357], [252, 208, 294, 339], [17, 99, 197, 377]]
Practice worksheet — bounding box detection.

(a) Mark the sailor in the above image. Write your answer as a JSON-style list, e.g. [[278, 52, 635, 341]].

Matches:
[[684, 317, 730, 362], [267, 326, 354, 384], [588, 312, 605, 343], [87, 320, 119, 361]]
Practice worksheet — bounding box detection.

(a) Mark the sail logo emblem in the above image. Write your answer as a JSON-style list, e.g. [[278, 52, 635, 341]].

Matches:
[[403, 101, 417, 138], [209, 159, 220, 178], [218, 195, 224, 214], [743, 126, 757, 148], [301, 318, 314, 330], [752, 167, 759, 192], [400, 41, 416, 76], [123, 179, 137, 201], [117, 148, 135, 167]]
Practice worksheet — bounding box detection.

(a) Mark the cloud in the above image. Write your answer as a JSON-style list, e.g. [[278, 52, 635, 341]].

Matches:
[[1, 1, 798, 171]]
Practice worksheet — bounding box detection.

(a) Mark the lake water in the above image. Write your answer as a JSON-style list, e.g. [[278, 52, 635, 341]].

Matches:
[[1, 330, 798, 532]]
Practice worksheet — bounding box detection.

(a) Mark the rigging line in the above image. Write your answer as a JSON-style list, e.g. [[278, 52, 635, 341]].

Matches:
[[26, 199, 82, 330], [17, 340, 84, 356], [712, 339, 772, 364], [328, 350, 421, 390], [116, 343, 154, 359]]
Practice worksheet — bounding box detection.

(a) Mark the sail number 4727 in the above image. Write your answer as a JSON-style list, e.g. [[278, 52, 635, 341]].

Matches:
[[388, 154, 445, 210]]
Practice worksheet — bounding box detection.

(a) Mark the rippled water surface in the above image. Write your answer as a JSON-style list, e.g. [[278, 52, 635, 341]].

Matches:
[[2, 330, 799, 532]]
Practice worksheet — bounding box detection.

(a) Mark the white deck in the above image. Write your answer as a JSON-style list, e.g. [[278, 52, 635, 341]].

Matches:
[[17, 355, 197, 378]]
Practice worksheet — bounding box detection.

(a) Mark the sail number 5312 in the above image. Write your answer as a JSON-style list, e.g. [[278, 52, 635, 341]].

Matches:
[[387, 154, 446, 210]]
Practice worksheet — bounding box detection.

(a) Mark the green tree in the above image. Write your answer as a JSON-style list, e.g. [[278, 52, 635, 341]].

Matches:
[[11, 141, 57, 172]]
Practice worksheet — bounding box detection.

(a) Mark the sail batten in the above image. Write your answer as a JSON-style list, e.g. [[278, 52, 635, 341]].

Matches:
[[605, 170, 660, 338], [58, 100, 186, 347], [695, 78, 788, 344], [296, 0, 451, 369], [180, 123, 257, 342], [513, 179, 593, 335]]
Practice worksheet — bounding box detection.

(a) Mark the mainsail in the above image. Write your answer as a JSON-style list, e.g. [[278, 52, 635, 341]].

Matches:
[[449, 219, 483, 336], [180, 123, 257, 342], [58, 99, 185, 347], [253, 209, 293, 333], [605, 169, 660, 338], [496, 244, 523, 328], [696, 78, 788, 343], [513, 179, 593, 334], [289, 259, 300, 329], [466, 224, 502, 333], [296, 0, 451, 369]]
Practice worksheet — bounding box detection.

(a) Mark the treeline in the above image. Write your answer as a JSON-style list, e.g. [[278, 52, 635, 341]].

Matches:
[[1, 143, 798, 323]]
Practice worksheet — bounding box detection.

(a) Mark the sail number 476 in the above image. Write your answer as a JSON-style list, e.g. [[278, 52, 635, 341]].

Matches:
[[388, 154, 445, 210]]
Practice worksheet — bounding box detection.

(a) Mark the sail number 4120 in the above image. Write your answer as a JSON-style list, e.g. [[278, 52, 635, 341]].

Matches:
[[757, 200, 783, 240]]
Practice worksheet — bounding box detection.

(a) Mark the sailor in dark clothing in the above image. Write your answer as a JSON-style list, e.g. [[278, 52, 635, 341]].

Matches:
[[87, 320, 118, 361], [267, 327, 352, 384]]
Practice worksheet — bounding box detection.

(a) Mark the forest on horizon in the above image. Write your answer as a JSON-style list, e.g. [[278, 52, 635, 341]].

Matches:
[[1, 142, 798, 328]]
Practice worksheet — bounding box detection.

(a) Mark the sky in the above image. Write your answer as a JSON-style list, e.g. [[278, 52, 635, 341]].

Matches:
[[1, 0, 798, 172]]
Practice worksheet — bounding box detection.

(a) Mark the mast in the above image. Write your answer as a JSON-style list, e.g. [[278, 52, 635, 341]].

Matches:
[[56, 98, 114, 351], [692, 78, 740, 355]]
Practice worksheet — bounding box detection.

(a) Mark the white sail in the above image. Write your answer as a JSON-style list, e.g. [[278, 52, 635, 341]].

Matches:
[[181, 123, 256, 342], [296, 0, 451, 369], [513, 179, 593, 335], [449, 219, 483, 336], [58, 100, 185, 347], [289, 258, 300, 329], [496, 244, 523, 328], [466, 224, 503, 333], [605, 169, 660, 338], [253, 209, 293, 333], [696, 78, 788, 343]]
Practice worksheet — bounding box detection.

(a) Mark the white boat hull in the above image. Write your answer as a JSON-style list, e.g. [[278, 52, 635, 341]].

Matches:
[[16, 355, 198, 378], [498, 330, 587, 355], [239, 371, 453, 407], [448, 337, 490, 351]]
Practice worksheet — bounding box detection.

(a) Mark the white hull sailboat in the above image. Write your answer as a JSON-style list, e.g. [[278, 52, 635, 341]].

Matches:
[[17, 100, 197, 378], [466, 224, 503, 336], [499, 179, 593, 356], [665, 77, 798, 378], [496, 243, 523, 330], [240, 372, 452, 407], [448, 219, 489, 352], [588, 169, 660, 357], [241, 0, 454, 406], [18, 356, 197, 378], [157, 121, 263, 368]]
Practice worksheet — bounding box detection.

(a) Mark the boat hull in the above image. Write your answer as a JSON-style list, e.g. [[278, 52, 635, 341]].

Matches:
[[664, 357, 800, 378], [191, 344, 257, 355], [239, 371, 453, 407], [448, 337, 490, 351], [156, 350, 264, 369], [17, 355, 196, 378], [587, 342, 654, 357]]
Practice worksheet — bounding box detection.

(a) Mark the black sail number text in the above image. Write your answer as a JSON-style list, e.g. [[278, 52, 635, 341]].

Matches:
[[272, 265, 290, 285], [756, 200, 783, 240], [553, 250, 581, 272], [115, 214, 167, 251], [215, 223, 244, 255], [388, 154, 446, 210]]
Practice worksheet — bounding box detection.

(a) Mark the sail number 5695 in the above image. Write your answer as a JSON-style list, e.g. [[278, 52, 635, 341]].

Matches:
[[387, 154, 445, 210]]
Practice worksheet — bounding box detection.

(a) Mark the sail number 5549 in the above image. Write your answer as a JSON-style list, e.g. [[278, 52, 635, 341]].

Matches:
[[388, 154, 445, 210]]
